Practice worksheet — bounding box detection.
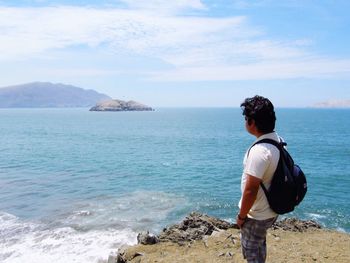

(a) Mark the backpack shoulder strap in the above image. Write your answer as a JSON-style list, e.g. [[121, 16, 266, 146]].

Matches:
[[247, 138, 285, 156], [253, 138, 285, 148], [247, 138, 286, 196]]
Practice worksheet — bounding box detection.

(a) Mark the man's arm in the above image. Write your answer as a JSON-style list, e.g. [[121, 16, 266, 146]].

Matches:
[[237, 174, 261, 228]]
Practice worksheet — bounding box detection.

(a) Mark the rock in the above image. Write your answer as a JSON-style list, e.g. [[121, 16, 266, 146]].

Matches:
[[217, 251, 234, 257], [130, 214, 322, 253], [272, 218, 322, 232], [112, 248, 145, 263], [226, 251, 234, 257], [116, 253, 127, 263], [133, 252, 144, 258], [89, 99, 153, 111], [118, 244, 131, 255], [158, 212, 236, 244], [107, 253, 126, 263], [137, 231, 159, 245], [105, 213, 331, 262], [110, 245, 131, 263]]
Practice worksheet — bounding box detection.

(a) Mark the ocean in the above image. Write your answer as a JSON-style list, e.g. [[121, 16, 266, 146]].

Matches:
[[0, 108, 349, 262]]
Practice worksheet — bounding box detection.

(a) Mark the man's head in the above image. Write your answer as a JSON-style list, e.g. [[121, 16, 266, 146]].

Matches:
[[240, 95, 276, 134]]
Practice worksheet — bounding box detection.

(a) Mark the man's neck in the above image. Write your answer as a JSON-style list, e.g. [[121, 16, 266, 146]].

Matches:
[[249, 128, 264, 138], [255, 131, 266, 138]]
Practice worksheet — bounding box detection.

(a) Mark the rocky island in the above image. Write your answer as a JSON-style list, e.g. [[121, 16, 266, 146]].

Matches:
[[313, 99, 350, 108], [89, 99, 154, 112], [0, 82, 111, 108], [108, 212, 350, 263]]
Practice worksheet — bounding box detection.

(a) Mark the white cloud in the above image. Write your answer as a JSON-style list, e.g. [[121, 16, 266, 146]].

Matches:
[[231, 0, 269, 9], [231, 0, 306, 9], [0, 5, 349, 82], [148, 58, 350, 81], [119, 0, 206, 12], [0, 6, 253, 63]]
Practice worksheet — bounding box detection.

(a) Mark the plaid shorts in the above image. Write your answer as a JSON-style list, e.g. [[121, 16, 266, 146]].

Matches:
[[240, 217, 277, 263]]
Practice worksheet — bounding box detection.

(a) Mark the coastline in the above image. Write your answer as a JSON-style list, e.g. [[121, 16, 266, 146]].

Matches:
[[108, 213, 350, 263]]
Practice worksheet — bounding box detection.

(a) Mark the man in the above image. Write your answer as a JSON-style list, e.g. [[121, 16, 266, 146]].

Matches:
[[237, 95, 279, 263]]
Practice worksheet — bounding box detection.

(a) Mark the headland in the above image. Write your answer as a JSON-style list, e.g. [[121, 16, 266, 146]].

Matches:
[[108, 212, 350, 263]]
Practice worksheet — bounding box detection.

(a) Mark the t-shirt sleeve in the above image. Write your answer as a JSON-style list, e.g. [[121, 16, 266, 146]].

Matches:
[[244, 145, 270, 179]]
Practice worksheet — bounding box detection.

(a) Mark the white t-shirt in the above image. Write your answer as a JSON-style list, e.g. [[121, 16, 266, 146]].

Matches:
[[239, 132, 280, 220]]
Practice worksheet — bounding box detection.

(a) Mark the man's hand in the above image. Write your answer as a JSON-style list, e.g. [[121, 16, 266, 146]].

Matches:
[[236, 214, 247, 228]]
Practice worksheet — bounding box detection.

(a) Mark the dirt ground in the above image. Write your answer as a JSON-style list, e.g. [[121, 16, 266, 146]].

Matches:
[[121, 228, 350, 263]]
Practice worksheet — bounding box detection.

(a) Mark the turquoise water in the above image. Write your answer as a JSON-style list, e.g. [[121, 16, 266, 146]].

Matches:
[[0, 108, 349, 262]]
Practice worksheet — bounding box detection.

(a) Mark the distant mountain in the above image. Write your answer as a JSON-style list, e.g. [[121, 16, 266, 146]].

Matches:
[[313, 99, 350, 108], [0, 82, 111, 108], [90, 99, 154, 111]]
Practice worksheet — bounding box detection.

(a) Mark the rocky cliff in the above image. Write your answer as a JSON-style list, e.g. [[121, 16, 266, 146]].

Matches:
[[108, 212, 340, 263]]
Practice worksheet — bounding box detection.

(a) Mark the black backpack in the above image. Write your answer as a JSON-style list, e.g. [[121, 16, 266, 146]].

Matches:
[[250, 139, 307, 214]]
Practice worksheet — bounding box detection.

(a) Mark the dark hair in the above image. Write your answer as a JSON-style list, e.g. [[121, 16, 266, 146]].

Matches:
[[240, 95, 276, 133]]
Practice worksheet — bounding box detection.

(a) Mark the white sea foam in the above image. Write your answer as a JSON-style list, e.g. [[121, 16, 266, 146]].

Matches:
[[0, 212, 137, 263], [305, 213, 327, 220], [0, 191, 187, 263], [336, 227, 346, 233], [57, 191, 188, 233]]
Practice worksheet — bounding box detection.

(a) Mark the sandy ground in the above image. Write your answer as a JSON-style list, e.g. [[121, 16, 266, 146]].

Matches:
[[120, 228, 350, 263]]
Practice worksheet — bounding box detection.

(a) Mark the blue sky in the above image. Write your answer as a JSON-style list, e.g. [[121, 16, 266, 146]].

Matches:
[[0, 0, 349, 107]]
